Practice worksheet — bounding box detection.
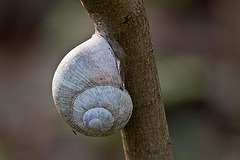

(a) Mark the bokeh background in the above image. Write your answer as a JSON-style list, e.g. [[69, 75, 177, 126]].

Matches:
[[0, 0, 239, 159]]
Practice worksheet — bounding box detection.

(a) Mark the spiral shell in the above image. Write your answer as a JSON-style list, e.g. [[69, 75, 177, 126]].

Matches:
[[52, 34, 133, 137]]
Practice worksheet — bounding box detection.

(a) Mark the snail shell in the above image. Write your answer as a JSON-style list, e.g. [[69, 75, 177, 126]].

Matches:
[[52, 34, 133, 137]]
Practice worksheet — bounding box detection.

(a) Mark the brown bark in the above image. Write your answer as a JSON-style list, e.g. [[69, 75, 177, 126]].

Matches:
[[80, 0, 173, 159]]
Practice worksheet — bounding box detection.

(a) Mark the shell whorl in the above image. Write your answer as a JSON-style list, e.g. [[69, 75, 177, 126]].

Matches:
[[83, 108, 114, 132], [52, 34, 133, 137]]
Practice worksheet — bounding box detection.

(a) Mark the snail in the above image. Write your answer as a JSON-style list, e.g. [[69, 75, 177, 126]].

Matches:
[[52, 33, 133, 137]]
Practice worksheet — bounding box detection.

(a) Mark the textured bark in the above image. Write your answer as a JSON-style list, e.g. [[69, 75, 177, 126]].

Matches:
[[80, 0, 173, 159]]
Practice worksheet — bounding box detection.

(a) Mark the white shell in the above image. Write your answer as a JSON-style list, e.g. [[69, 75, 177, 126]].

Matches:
[[52, 34, 133, 137]]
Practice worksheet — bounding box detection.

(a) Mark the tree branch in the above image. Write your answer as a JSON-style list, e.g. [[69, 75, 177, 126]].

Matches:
[[80, 0, 173, 159]]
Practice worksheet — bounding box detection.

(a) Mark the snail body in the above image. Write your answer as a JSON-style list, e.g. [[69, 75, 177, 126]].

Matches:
[[52, 34, 133, 137]]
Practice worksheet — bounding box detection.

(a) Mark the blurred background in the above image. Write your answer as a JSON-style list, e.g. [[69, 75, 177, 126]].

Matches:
[[0, 0, 239, 159]]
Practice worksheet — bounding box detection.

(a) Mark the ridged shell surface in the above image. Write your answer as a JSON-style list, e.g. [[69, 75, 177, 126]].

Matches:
[[52, 34, 133, 137]]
